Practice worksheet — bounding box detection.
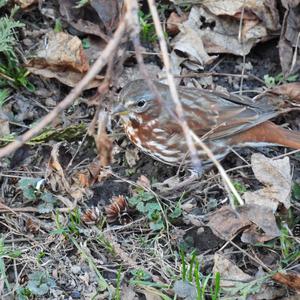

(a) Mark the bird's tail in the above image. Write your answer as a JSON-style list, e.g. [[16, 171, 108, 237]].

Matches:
[[272, 125, 300, 149], [231, 121, 300, 150]]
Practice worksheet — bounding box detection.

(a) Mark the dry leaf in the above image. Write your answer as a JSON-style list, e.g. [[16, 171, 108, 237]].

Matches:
[[26, 67, 103, 89], [14, 0, 38, 9], [244, 153, 292, 211], [121, 284, 138, 300], [95, 110, 113, 168], [90, 0, 120, 33], [241, 224, 279, 244], [48, 143, 70, 193], [166, 12, 188, 35], [136, 175, 151, 189], [83, 37, 106, 63], [279, 2, 300, 75], [214, 261, 287, 299], [25, 218, 40, 233], [232, 153, 292, 243], [26, 31, 102, 89], [172, 12, 217, 68], [208, 201, 281, 243], [59, 0, 109, 41], [78, 172, 93, 188], [213, 253, 252, 288], [253, 285, 286, 300], [174, 5, 276, 61], [271, 82, 300, 102], [68, 185, 86, 202], [47, 145, 87, 203], [173, 280, 198, 300], [239, 204, 280, 238], [125, 147, 140, 168], [207, 206, 251, 240], [75, 159, 109, 188], [203, 0, 279, 31], [272, 272, 300, 291], [165, 51, 186, 84], [281, 0, 300, 7], [0, 111, 10, 138], [172, 0, 280, 33], [140, 288, 162, 300], [27, 31, 89, 73]]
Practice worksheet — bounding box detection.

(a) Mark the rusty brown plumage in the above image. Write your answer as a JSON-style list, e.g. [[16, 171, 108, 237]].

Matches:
[[114, 79, 300, 169]]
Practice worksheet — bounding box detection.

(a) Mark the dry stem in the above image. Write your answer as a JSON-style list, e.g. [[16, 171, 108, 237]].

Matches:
[[147, 0, 244, 207], [147, 0, 202, 172]]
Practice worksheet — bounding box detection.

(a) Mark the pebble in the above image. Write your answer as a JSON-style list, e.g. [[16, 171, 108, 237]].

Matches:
[[70, 290, 81, 299], [71, 265, 81, 274], [45, 97, 57, 107], [23, 38, 33, 47]]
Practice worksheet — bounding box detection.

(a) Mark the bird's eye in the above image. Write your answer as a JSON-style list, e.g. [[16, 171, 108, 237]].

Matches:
[[137, 99, 146, 107]]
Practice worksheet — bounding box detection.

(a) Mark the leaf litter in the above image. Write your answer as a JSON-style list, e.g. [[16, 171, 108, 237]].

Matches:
[[0, 0, 300, 299], [26, 31, 104, 88], [208, 153, 292, 243]]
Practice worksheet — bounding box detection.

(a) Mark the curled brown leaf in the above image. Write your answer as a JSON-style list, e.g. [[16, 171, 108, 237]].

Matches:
[[271, 82, 300, 102]]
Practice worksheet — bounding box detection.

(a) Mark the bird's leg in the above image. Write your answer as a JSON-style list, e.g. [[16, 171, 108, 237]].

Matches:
[[152, 168, 202, 192], [152, 153, 204, 191]]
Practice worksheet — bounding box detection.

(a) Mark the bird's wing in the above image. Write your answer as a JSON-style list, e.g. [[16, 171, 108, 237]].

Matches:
[[175, 86, 281, 141]]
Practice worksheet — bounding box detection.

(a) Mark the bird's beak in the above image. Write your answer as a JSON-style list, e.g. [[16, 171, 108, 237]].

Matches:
[[111, 104, 128, 116]]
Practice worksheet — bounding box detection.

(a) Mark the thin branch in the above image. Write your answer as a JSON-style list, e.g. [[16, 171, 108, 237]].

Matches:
[[147, 0, 244, 207], [130, 2, 167, 113], [0, 197, 77, 213], [238, 1, 246, 94], [189, 131, 244, 207], [289, 31, 300, 75], [168, 72, 266, 85], [147, 0, 202, 173]]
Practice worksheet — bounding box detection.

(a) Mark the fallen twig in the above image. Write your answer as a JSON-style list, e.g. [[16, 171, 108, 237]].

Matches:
[[147, 0, 202, 173], [147, 0, 244, 207], [0, 197, 77, 213]]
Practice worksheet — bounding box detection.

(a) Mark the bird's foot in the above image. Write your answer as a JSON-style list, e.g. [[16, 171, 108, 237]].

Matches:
[[152, 172, 200, 192]]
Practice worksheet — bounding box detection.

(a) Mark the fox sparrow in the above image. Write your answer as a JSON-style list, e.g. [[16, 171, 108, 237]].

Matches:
[[113, 79, 300, 169]]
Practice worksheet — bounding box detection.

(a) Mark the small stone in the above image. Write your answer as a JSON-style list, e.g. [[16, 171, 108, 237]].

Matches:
[[23, 38, 33, 47], [70, 290, 81, 299], [45, 97, 57, 107], [233, 82, 240, 90], [71, 265, 81, 274]]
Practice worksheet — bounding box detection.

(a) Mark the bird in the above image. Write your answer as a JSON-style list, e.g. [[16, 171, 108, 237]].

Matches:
[[113, 79, 300, 172]]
